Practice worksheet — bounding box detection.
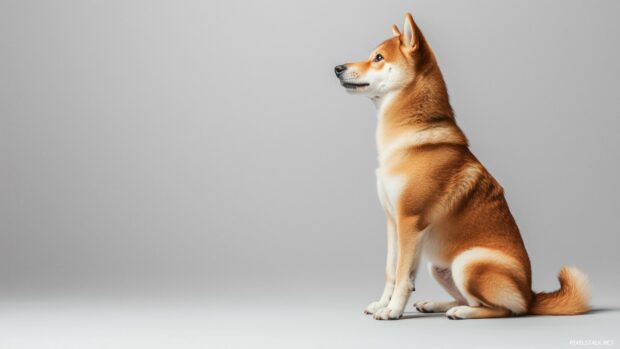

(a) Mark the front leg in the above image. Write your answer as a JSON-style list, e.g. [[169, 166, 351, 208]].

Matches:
[[364, 217, 397, 315], [374, 216, 425, 320]]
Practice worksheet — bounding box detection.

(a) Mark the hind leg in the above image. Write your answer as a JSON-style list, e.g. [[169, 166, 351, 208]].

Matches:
[[414, 264, 467, 313], [447, 248, 531, 320]]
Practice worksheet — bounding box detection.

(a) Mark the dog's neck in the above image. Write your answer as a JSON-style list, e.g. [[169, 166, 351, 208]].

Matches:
[[374, 67, 468, 159], [372, 92, 398, 120], [382, 67, 454, 121]]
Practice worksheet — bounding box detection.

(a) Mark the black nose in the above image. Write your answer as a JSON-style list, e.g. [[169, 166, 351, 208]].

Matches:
[[334, 65, 347, 77]]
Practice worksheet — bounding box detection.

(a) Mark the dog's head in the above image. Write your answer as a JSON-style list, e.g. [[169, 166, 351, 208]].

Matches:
[[335, 13, 429, 99]]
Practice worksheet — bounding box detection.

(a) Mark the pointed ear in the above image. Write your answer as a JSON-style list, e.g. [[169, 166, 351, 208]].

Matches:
[[391, 24, 401, 37], [402, 12, 418, 50]]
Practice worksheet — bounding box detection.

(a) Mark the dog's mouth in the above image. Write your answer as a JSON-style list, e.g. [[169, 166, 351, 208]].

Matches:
[[341, 81, 370, 89]]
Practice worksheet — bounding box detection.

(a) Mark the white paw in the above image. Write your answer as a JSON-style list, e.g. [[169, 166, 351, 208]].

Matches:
[[364, 301, 387, 315], [373, 306, 403, 320], [446, 306, 473, 320], [414, 300, 456, 313], [414, 300, 436, 313]]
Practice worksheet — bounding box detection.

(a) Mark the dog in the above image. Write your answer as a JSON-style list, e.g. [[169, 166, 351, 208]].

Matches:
[[334, 12, 591, 320]]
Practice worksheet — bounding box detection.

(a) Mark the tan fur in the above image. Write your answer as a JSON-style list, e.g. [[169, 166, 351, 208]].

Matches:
[[530, 266, 591, 315], [337, 12, 591, 320]]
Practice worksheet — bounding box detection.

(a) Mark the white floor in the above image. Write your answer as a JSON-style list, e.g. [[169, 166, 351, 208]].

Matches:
[[0, 294, 618, 349]]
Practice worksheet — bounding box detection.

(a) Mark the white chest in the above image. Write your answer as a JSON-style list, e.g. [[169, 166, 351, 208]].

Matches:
[[422, 231, 450, 268], [376, 168, 405, 219]]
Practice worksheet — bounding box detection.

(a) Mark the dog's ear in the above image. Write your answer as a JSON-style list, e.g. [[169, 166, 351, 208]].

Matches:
[[402, 12, 418, 51], [391, 24, 401, 37]]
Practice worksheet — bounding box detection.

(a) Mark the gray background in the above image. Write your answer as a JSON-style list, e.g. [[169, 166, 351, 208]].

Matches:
[[1, 0, 619, 348]]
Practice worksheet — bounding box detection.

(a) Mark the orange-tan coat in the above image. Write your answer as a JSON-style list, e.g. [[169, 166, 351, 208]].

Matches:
[[335, 13, 590, 320]]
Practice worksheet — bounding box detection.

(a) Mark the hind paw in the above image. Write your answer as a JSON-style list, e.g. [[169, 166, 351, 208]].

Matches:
[[446, 306, 474, 320], [415, 300, 458, 313]]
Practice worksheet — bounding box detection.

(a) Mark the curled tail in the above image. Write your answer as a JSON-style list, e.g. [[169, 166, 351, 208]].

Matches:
[[530, 266, 591, 315]]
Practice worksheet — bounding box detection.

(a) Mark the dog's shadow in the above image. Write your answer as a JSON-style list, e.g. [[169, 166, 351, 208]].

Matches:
[[395, 306, 619, 320], [400, 311, 445, 319], [583, 307, 619, 315]]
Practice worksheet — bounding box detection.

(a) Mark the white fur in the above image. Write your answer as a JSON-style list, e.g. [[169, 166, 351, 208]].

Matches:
[[445, 305, 476, 319], [423, 232, 450, 268], [403, 16, 415, 48], [563, 266, 592, 302], [376, 168, 404, 219], [426, 263, 468, 305], [384, 221, 397, 286], [342, 60, 408, 99], [414, 300, 458, 313], [373, 305, 403, 320], [364, 220, 397, 315], [364, 63, 407, 97], [374, 230, 426, 320]]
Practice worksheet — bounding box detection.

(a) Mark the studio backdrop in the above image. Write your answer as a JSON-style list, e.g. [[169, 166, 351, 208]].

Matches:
[[1, 0, 619, 308]]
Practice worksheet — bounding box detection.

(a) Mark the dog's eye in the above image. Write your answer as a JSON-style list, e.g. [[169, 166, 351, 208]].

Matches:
[[373, 53, 384, 62]]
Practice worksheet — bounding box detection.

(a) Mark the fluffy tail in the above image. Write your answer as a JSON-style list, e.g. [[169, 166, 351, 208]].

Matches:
[[529, 266, 591, 315]]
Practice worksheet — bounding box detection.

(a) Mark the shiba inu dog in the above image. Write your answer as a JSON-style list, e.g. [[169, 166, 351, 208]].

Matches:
[[334, 13, 591, 320]]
